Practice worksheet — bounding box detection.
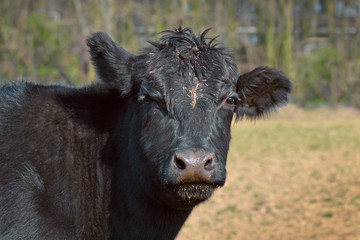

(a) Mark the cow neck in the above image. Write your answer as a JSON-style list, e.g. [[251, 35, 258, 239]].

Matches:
[[108, 102, 193, 239]]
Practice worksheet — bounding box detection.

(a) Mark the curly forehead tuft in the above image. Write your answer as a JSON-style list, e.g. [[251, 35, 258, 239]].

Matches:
[[147, 27, 222, 53]]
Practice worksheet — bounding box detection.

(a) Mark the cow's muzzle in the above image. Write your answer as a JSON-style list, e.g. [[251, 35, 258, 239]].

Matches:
[[164, 148, 225, 208]]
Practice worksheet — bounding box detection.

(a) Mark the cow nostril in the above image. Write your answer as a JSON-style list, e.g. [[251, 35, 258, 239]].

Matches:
[[175, 157, 186, 170], [204, 156, 214, 170]]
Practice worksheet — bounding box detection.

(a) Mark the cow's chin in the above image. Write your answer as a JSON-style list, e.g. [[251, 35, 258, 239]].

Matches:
[[165, 183, 219, 210]]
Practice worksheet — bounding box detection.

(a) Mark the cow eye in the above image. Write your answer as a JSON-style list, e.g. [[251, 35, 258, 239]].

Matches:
[[226, 97, 236, 105], [143, 95, 153, 103]]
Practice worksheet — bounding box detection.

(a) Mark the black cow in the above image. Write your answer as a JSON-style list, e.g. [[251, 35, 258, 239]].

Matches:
[[0, 27, 291, 240]]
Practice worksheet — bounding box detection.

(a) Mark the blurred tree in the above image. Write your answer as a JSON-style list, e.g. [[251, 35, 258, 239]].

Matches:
[[264, 0, 277, 67], [278, 0, 295, 82]]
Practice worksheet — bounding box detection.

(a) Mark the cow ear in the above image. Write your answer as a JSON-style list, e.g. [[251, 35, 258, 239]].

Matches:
[[86, 32, 135, 95], [235, 66, 292, 119]]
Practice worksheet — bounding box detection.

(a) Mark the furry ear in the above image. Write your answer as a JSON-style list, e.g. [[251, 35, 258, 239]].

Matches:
[[86, 32, 135, 95], [236, 66, 292, 119]]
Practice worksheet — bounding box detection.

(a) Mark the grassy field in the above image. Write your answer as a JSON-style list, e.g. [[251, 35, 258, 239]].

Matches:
[[176, 105, 360, 240]]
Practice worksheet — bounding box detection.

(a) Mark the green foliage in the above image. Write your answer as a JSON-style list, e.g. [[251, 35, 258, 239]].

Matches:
[[0, 0, 359, 108], [26, 13, 60, 79], [294, 45, 359, 108], [296, 46, 337, 106]]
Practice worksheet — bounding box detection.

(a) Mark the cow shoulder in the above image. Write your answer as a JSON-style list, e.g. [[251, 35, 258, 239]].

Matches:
[[0, 81, 113, 239]]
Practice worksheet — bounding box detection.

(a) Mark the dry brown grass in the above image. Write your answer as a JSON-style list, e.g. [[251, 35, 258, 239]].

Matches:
[[177, 105, 360, 240]]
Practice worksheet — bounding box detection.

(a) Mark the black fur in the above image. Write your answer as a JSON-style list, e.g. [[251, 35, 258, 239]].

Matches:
[[0, 27, 292, 240]]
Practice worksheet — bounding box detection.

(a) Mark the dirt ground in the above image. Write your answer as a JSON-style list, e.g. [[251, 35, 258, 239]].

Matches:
[[176, 106, 360, 240]]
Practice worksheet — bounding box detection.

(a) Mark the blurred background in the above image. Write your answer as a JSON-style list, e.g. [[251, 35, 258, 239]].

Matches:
[[1, 1, 360, 239], [1, 0, 360, 108]]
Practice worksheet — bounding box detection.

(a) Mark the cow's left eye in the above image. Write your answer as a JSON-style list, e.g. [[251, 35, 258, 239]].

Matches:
[[226, 97, 236, 105]]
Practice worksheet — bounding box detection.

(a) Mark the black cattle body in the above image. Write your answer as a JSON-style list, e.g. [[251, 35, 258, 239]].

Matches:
[[0, 27, 292, 240]]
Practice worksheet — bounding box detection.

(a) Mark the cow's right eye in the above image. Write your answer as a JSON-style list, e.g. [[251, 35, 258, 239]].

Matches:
[[143, 95, 153, 103], [141, 95, 167, 112]]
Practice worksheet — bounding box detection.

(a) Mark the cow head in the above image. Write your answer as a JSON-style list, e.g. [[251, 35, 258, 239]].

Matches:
[[87, 28, 291, 210]]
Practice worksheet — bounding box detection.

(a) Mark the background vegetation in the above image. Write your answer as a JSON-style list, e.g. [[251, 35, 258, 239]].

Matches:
[[1, 0, 360, 108]]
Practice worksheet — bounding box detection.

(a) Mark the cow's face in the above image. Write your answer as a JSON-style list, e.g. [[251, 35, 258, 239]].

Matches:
[[87, 28, 292, 210]]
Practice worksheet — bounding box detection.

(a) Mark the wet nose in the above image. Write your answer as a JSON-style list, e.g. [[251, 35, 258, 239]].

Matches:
[[172, 149, 216, 184]]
